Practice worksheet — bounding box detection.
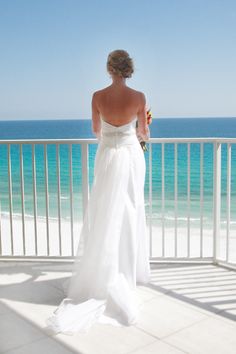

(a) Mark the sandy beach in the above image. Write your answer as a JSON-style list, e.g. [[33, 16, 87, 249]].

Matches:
[[0, 214, 235, 263]]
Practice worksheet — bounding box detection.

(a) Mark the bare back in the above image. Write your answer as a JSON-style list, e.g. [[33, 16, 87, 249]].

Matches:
[[92, 84, 149, 139], [95, 86, 142, 125]]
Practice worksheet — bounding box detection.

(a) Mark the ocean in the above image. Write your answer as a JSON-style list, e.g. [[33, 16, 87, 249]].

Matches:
[[0, 117, 236, 230]]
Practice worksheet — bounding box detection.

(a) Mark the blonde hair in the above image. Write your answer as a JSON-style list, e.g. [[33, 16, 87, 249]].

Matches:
[[106, 49, 134, 78]]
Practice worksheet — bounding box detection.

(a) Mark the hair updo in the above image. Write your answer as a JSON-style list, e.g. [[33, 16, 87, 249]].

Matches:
[[106, 49, 134, 79]]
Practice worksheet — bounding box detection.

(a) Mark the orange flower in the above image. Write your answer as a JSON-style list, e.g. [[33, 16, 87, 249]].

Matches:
[[146, 108, 152, 125]]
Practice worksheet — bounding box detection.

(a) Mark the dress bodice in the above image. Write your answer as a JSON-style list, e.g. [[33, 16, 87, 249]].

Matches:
[[100, 117, 138, 148], [101, 117, 137, 132]]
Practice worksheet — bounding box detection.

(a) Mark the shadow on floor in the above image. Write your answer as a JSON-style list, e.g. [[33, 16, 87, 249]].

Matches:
[[0, 261, 236, 323]]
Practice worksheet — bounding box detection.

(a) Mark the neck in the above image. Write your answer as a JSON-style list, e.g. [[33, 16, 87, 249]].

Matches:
[[111, 75, 126, 86]]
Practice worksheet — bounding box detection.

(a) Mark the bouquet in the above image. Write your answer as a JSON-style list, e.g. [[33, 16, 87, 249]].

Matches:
[[136, 108, 152, 152]]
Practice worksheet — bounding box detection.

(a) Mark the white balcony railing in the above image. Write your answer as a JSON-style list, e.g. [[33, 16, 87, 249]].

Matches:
[[0, 137, 235, 270]]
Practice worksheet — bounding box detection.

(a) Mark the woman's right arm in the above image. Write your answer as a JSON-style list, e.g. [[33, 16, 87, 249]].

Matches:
[[91, 91, 101, 140], [137, 92, 150, 141]]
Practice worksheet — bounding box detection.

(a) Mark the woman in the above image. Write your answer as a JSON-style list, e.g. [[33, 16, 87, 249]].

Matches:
[[92, 50, 150, 141], [46, 49, 151, 335]]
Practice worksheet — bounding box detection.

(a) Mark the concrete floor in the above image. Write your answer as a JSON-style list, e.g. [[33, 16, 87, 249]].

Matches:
[[0, 261, 236, 354]]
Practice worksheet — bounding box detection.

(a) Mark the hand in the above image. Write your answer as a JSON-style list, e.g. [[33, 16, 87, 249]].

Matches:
[[137, 126, 150, 142]]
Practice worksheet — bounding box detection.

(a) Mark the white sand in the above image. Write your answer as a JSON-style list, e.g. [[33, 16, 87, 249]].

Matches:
[[0, 215, 235, 264], [0, 215, 83, 257]]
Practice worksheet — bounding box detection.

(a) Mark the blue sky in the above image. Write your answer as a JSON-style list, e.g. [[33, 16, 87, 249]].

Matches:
[[0, 0, 235, 119]]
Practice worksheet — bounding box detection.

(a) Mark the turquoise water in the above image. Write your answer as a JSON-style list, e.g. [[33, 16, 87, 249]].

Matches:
[[0, 118, 236, 229]]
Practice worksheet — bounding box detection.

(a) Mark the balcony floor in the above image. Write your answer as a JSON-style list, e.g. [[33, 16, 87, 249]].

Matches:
[[0, 261, 236, 354]]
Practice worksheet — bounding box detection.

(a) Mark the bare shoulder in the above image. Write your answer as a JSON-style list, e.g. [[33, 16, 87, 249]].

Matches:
[[92, 88, 108, 102], [91, 90, 104, 107], [130, 89, 146, 107], [93, 86, 110, 94], [127, 87, 146, 99], [92, 89, 102, 98]]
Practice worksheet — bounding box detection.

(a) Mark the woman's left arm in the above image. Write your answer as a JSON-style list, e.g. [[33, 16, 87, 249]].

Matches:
[[91, 92, 101, 140]]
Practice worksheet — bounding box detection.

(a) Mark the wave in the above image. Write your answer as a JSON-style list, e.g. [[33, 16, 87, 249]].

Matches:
[[0, 211, 67, 222]]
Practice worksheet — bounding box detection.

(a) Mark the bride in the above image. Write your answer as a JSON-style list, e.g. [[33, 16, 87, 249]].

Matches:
[[46, 49, 151, 335]]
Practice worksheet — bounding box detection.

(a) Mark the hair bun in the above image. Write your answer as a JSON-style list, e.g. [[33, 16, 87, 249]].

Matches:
[[107, 49, 134, 79]]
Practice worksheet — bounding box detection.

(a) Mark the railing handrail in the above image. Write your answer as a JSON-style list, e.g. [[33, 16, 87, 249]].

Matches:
[[0, 137, 236, 144]]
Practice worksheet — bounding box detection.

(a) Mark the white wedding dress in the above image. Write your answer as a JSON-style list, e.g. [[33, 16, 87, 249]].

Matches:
[[46, 117, 151, 335]]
